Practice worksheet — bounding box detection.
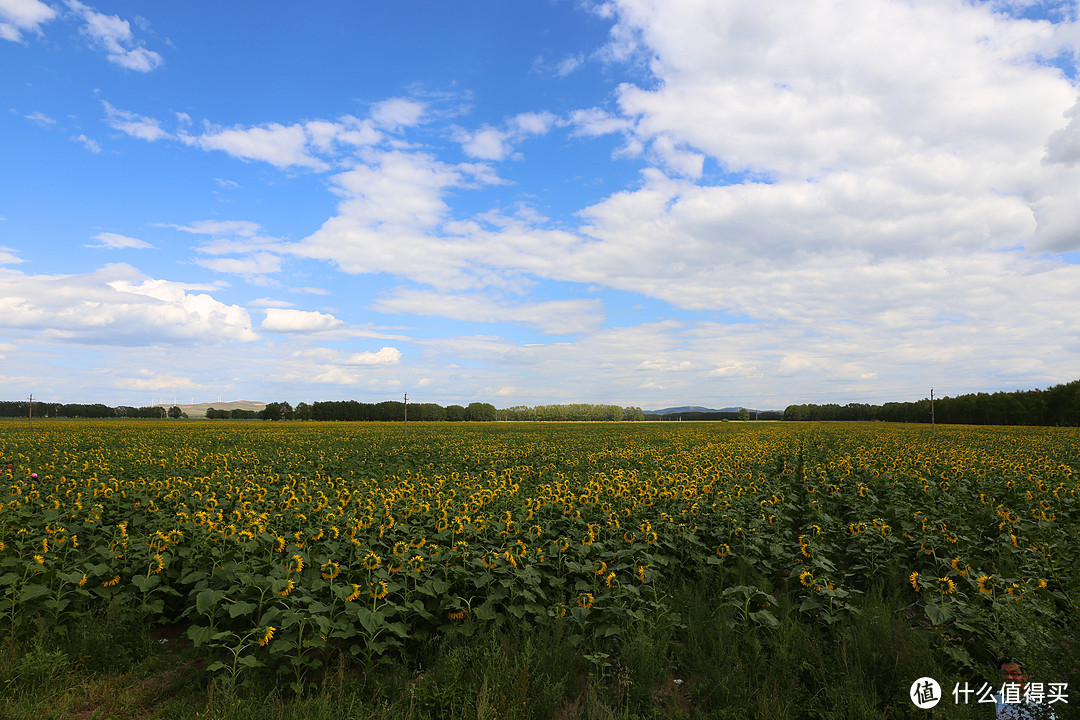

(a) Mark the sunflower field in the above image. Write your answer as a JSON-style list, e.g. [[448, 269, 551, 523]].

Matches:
[[1, 419, 1077, 706]]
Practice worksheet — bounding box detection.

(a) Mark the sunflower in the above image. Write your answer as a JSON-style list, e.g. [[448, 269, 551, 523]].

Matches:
[[577, 592, 594, 610], [103, 575, 121, 587], [291, 554, 304, 573], [605, 571, 616, 588], [595, 561, 607, 577], [909, 572, 922, 592], [716, 544, 730, 557], [344, 584, 362, 602], [320, 561, 340, 579], [369, 580, 389, 600], [277, 579, 296, 597], [393, 541, 408, 557], [150, 554, 165, 574], [799, 569, 814, 587], [937, 577, 956, 594], [637, 565, 648, 583], [363, 551, 381, 570], [447, 608, 467, 621], [977, 574, 993, 595], [259, 626, 275, 646]]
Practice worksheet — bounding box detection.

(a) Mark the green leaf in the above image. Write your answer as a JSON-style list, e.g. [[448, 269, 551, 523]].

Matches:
[[473, 601, 498, 621], [19, 583, 50, 603], [196, 588, 223, 615], [187, 625, 215, 647], [228, 601, 256, 618], [925, 603, 953, 626]]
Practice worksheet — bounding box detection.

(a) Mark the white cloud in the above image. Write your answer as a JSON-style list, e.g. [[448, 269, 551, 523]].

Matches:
[[180, 115, 382, 169], [567, 108, 633, 138], [25, 110, 54, 125], [637, 359, 692, 372], [454, 111, 557, 161], [103, 101, 171, 141], [347, 346, 402, 365], [87, 232, 152, 249], [196, 252, 282, 276], [187, 122, 326, 170], [171, 220, 263, 237], [0, 246, 25, 265], [71, 134, 101, 153], [373, 288, 604, 335], [370, 98, 426, 130], [0, 264, 257, 345], [124, 370, 205, 391], [248, 298, 294, 308], [0, 0, 56, 42], [456, 125, 511, 161], [67, 1, 162, 71], [260, 308, 344, 333], [292, 150, 478, 285]]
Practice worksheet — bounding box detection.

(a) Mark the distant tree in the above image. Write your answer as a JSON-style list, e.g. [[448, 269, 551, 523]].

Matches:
[[738, 408, 750, 421], [445, 404, 466, 421], [294, 402, 312, 421], [464, 402, 497, 421], [168, 406, 183, 419]]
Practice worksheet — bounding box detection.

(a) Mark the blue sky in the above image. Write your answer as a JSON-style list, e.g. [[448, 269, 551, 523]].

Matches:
[[3, 0, 1080, 410]]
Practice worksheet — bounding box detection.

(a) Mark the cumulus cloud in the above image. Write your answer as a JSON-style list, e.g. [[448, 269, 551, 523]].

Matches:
[[67, 1, 162, 71], [453, 111, 557, 161], [370, 98, 426, 130], [260, 308, 344, 333], [347, 347, 402, 365], [0, 0, 56, 42], [0, 264, 257, 345], [186, 122, 326, 169], [180, 115, 382, 169]]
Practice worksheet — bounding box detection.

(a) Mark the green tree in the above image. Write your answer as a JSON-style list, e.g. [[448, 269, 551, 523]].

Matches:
[[738, 408, 750, 421], [167, 406, 183, 419]]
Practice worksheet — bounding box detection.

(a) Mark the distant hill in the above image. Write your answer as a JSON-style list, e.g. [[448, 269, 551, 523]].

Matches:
[[645, 405, 745, 415], [154, 400, 265, 419]]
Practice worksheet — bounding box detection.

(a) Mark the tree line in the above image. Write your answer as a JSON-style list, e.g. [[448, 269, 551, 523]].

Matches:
[[498, 404, 646, 421], [210, 402, 648, 422], [0, 401, 184, 419], [783, 379, 1080, 426], [207, 401, 497, 422]]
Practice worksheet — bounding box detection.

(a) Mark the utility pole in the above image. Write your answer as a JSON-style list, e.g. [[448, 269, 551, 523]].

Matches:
[[28, 393, 32, 429], [403, 393, 408, 438], [930, 387, 935, 437]]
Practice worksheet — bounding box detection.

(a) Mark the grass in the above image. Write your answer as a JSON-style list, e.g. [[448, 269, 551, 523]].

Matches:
[[5, 566, 1068, 720]]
